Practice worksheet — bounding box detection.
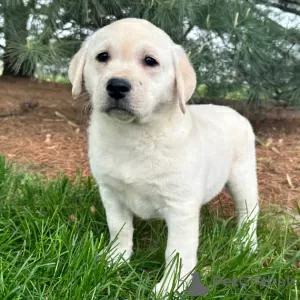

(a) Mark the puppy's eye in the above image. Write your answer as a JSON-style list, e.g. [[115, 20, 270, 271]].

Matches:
[[144, 56, 158, 67], [96, 52, 110, 62]]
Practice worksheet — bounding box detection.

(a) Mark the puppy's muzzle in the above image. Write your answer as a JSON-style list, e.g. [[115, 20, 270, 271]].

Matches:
[[106, 77, 132, 100]]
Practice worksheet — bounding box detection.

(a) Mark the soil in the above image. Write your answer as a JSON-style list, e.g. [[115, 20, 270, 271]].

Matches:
[[0, 76, 299, 216]]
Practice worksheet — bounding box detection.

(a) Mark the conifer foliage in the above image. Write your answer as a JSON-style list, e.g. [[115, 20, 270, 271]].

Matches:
[[0, 0, 299, 104]]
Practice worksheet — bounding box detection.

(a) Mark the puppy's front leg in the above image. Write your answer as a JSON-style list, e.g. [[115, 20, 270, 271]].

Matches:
[[99, 185, 134, 264], [154, 208, 199, 296]]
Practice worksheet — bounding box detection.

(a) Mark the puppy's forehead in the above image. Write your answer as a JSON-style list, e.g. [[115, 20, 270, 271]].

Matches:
[[88, 18, 174, 49]]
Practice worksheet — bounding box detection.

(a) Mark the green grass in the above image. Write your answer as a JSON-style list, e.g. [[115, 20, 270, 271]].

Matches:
[[0, 155, 299, 299]]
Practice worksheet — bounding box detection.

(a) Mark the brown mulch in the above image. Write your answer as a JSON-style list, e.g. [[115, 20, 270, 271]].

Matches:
[[0, 77, 299, 215], [0, 76, 90, 177]]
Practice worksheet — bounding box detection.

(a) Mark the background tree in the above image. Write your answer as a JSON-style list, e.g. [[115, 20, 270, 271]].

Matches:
[[0, 0, 299, 105], [0, 0, 72, 77], [258, 0, 300, 16]]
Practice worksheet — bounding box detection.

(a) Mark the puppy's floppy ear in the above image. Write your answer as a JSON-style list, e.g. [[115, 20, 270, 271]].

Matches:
[[172, 45, 197, 114], [68, 46, 87, 99]]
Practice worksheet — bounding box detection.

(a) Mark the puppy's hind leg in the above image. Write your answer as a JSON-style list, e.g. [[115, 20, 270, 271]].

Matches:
[[226, 151, 259, 252]]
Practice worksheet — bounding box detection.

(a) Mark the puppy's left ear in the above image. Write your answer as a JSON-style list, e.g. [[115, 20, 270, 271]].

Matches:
[[68, 47, 87, 99], [172, 45, 197, 114]]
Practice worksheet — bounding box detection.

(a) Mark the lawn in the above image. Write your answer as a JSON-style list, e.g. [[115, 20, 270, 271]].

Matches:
[[0, 155, 299, 299]]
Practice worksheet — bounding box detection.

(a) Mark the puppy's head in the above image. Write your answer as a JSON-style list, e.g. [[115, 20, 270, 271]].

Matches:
[[69, 18, 196, 123]]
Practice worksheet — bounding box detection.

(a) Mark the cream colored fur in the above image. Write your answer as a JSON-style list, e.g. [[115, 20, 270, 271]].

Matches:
[[68, 18, 259, 296]]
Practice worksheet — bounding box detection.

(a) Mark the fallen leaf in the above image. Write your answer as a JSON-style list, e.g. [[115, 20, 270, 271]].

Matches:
[[90, 206, 96, 215], [69, 214, 77, 222], [45, 134, 51, 144], [67, 120, 78, 128], [286, 174, 294, 189], [266, 138, 273, 147], [271, 146, 280, 154]]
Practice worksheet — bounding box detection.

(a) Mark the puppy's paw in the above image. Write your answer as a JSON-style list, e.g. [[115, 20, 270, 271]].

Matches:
[[97, 245, 132, 267]]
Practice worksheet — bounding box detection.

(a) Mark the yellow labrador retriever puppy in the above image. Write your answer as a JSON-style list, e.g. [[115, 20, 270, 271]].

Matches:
[[68, 18, 259, 296]]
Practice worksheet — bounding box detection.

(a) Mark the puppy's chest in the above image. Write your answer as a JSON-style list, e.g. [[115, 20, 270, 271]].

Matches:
[[90, 141, 185, 218], [102, 175, 164, 219]]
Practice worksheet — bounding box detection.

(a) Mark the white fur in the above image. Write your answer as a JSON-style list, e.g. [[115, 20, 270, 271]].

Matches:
[[69, 18, 259, 296]]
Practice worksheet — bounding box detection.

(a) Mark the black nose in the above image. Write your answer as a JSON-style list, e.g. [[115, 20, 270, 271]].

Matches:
[[106, 77, 132, 100]]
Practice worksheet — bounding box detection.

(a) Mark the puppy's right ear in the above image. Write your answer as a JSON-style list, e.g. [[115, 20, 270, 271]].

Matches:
[[68, 47, 87, 99]]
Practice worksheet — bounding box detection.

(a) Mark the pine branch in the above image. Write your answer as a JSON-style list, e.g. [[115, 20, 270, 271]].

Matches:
[[272, 4, 300, 15], [183, 24, 194, 39], [259, 0, 300, 16], [279, 0, 300, 6]]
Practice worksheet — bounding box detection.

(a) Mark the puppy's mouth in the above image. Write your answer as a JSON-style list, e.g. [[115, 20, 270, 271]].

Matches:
[[105, 106, 136, 123], [106, 106, 133, 114]]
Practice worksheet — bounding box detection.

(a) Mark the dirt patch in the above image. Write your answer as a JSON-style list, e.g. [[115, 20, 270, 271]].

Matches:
[[0, 77, 299, 215], [0, 76, 90, 177]]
